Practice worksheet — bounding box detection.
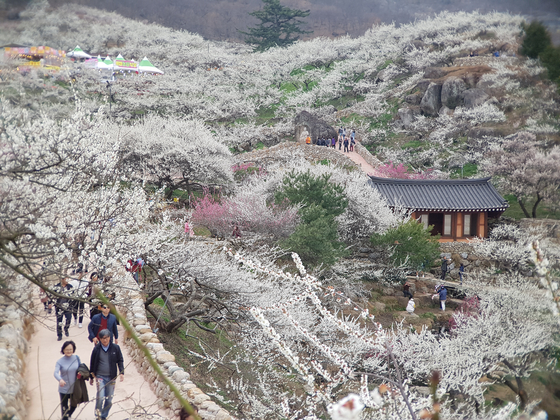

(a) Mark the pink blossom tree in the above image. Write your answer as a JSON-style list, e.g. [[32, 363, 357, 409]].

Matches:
[[190, 187, 299, 238]]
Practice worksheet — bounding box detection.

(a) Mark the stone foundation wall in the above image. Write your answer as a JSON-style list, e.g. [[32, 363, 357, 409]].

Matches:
[[0, 279, 34, 419], [439, 242, 494, 280], [116, 271, 232, 420], [354, 143, 382, 170]]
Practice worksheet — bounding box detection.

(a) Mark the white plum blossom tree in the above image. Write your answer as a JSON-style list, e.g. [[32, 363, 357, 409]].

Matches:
[[119, 115, 234, 199]]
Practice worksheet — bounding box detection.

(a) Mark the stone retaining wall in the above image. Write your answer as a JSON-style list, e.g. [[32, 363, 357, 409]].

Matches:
[[116, 271, 232, 420], [0, 278, 34, 420], [354, 143, 382, 171]]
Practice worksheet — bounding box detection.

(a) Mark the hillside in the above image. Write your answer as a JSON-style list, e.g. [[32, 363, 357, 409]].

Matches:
[[1, 3, 560, 420], [1, 3, 559, 203]]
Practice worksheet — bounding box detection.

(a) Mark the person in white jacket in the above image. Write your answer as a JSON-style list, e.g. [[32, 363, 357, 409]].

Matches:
[[406, 297, 416, 314]]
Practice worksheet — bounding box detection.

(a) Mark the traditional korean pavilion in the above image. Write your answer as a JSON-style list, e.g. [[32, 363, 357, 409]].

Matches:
[[368, 176, 509, 241]]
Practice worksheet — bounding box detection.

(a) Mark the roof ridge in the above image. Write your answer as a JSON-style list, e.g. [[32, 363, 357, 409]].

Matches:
[[368, 176, 492, 185]]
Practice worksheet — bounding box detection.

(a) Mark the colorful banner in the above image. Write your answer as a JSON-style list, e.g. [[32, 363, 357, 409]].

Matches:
[[115, 59, 138, 70]]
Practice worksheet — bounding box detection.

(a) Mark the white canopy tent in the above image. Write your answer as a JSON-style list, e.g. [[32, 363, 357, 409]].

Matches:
[[66, 45, 92, 59], [138, 57, 164, 74]]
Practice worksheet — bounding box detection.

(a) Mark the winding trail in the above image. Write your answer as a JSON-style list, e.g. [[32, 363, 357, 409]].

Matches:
[[339, 147, 377, 175], [25, 298, 167, 420]]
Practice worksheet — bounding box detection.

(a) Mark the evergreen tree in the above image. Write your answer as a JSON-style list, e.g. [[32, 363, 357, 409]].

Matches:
[[539, 46, 560, 85], [275, 170, 348, 267], [521, 21, 551, 59], [240, 0, 312, 52]]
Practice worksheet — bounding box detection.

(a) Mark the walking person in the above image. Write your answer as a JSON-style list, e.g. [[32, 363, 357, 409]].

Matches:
[[49, 277, 74, 341], [403, 281, 413, 299], [87, 272, 102, 318], [343, 137, 349, 152], [331, 137, 336, 148], [88, 304, 119, 345], [70, 272, 88, 328], [54, 340, 81, 420], [459, 263, 465, 285], [432, 285, 447, 311], [89, 329, 125, 420]]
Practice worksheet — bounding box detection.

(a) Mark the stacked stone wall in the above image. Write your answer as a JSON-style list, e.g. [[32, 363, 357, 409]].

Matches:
[[116, 271, 232, 420], [0, 279, 34, 419], [354, 143, 382, 170]]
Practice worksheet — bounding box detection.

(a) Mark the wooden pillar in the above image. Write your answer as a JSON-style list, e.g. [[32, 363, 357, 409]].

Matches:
[[456, 213, 463, 239], [478, 212, 486, 237]]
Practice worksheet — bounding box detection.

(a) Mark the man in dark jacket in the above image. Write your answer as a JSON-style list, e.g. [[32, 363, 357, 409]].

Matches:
[[49, 277, 74, 341], [88, 304, 119, 345], [89, 329, 124, 420]]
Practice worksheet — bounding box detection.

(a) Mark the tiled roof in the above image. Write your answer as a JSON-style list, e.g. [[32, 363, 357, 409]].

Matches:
[[368, 176, 509, 212]]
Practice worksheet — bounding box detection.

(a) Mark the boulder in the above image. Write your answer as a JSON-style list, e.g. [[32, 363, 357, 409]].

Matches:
[[405, 93, 422, 105], [294, 111, 337, 144], [398, 107, 420, 128], [441, 76, 466, 108], [463, 88, 489, 108], [415, 79, 432, 93], [420, 83, 442, 116]]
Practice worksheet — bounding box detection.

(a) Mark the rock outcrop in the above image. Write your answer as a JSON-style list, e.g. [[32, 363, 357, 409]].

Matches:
[[420, 82, 443, 116], [398, 107, 420, 128], [462, 88, 489, 108], [294, 111, 337, 144], [441, 76, 466, 108]]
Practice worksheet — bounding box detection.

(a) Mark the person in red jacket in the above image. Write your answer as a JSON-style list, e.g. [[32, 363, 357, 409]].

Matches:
[[88, 304, 119, 345]]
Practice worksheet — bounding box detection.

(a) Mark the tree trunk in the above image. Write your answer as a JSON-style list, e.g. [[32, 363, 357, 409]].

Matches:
[[517, 198, 531, 218], [531, 193, 543, 218]]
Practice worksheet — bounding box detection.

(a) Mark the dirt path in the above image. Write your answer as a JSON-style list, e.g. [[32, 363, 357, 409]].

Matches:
[[330, 144, 378, 175], [25, 299, 167, 420]]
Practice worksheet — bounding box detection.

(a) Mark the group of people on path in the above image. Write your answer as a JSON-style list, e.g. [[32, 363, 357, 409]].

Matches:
[[404, 257, 467, 314], [403, 281, 448, 314], [53, 301, 124, 420], [46, 263, 125, 420], [46, 269, 108, 341], [304, 127, 356, 153]]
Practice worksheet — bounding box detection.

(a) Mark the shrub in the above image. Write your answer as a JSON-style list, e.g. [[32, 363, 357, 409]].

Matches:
[[279, 206, 347, 267], [370, 219, 440, 271]]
